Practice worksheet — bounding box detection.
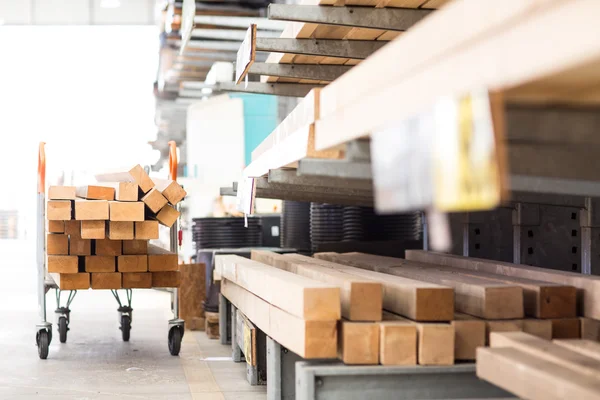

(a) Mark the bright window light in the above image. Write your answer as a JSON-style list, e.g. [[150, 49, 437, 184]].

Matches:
[[100, 0, 121, 8]]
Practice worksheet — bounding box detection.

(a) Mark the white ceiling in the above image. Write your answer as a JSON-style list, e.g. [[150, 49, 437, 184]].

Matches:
[[0, 0, 158, 25]]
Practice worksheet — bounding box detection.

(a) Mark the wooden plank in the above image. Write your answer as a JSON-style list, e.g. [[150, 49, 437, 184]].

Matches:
[[123, 272, 152, 289], [76, 185, 115, 201], [97, 182, 139, 202], [109, 201, 144, 222], [64, 220, 80, 238], [153, 179, 187, 205], [554, 340, 600, 361], [289, 254, 453, 321], [339, 321, 379, 365], [81, 220, 105, 239], [69, 237, 91, 256], [451, 313, 486, 361], [95, 164, 154, 194], [135, 221, 159, 240], [383, 311, 453, 365], [123, 240, 148, 255], [236, 24, 257, 83], [47, 220, 65, 233], [155, 204, 180, 227], [48, 186, 76, 200], [141, 188, 168, 214], [91, 272, 122, 289], [148, 245, 178, 272], [407, 250, 600, 319], [95, 239, 122, 256], [580, 317, 600, 341], [251, 250, 382, 321], [406, 251, 576, 318], [152, 271, 181, 287], [317, 252, 523, 320], [476, 346, 600, 400], [550, 318, 581, 339], [52, 273, 90, 290], [47, 256, 78, 273], [490, 331, 600, 379], [107, 221, 134, 240], [74, 199, 109, 220], [117, 255, 148, 272], [84, 256, 116, 273], [47, 234, 68, 255], [179, 263, 206, 328], [379, 322, 417, 365], [522, 319, 553, 340], [220, 255, 340, 321], [47, 200, 71, 220], [222, 278, 337, 359], [454, 312, 552, 343]]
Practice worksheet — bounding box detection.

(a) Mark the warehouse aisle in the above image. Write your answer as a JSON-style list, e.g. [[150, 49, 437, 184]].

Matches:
[[0, 239, 265, 399]]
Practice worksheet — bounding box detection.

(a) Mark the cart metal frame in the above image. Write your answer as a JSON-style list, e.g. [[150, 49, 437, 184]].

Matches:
[[35, 141, 185, 359]]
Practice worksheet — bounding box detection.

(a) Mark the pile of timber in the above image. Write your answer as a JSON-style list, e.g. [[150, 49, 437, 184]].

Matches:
[[477, 331, 600, 399], [215, 248, 600, 366], [45, 164, 186, 290]]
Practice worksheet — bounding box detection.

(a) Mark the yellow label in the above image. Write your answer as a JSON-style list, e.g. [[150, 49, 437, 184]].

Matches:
[[243, 323, 254, 366]]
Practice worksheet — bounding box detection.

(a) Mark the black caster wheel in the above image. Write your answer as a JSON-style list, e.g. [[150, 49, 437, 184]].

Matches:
[[58, 316, 68, 343], [120, 315, 131, 342], [37, 330, 49, 360], [168, 327, 182, 356]]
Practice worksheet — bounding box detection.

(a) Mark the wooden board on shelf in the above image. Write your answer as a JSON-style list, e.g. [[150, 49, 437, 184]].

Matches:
[[51, 273, 90, 290], [236, 24, 257, 84], [48, 186, 76, 200], [550, 318, 580, 339], [69, 238, 91, 256], [107, 221, 134, 240], [147, 245, 178, 272], [95, 239, 122, 256], [554, 339, 600, 362], [123, 272, 153, 289], [64, 221, 80, 238], [47, 256, 78, 274], [47, 200, 71, 221], [379, 321, 417, 365], [580, 317, 600, 341], [74, 199, 109, 220], [117, 255, 148, 273], [85, 256, 116, 273], [135, 221, 159, 240], [452, 313, 486, 361], [47, 220, 65, 233], [109, 201, 144, 222], [81, 220, 105, 239], [98, 182, 139, 202], [76, 185, 115, 201], [91, 272, 122, 289], [123, 240, 148, 255], [47, 234, 68, 255], [338, 321, 379, 365], [152, 271, 181, 287], [96, 165, 154, 194]]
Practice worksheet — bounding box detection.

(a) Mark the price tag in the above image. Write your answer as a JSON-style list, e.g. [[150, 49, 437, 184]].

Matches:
[[179, 0, 196, 55], [236, 176, 256, 216], [433, 90, 502, 211]]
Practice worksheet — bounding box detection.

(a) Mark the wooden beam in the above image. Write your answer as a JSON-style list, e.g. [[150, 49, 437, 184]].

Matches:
[[85, 256, 116, 273], [317, 252, 523, 320], [580, 317, 600, 341], [148, 245, 178, 272], [81, 220, 105, 239], [291, 253, 453, 321], [405, 251, 577, 318], [455, 312, 552, 343], [109, 201, 144, 222], [476, 346, 600, 400], [47, 256, 78, 273], [554, 339, 600, 362], [379, 322, 417, 365], [47, 234, 68, 255], [154, 204, 180, 227], [141, 188, 168, 214], [76, 185, 115, 201], [339, 321, 379, 364], [490, 331, 600, 379], [407, 242, 600, 321], [153, 179, 187, 205], [451, 313, 486, 361], [47, 200, 71, 220], [550, 318, 580, 339], [123, 240, 148, 255], [218, 255, 340, 321], [47, 220, 65, 233], [117, 255, 148, 273], [107, 221, 134, 240], [51, 273, 90, 290], [95, 239, 122, 256], [96, 164, 154, 194], [69, 238, 91, 256], [135, 221, 159, 240], [64, 221, 80, 237], [251, 250, 382, 321], [152, 271, 181, 287], [123, 272, 152, 289], [74, 199, 109, 220], [179, 263, 206, 330], [91, 273, 122, 289], [222, 278, 337, 359], [48, 186, 76, 200], [97, 182, 139, 202]]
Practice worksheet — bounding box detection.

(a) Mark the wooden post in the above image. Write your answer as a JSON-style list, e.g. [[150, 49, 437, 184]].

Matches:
[[95, 239, 122, 256], [84, 256, 116, 273], [141, 188, 168, 213], [47, 200, 71, 220], [47, 234, 68, 255], [117, 255, 148, 272], [379, 322, 417, 365], [81, 220, 105, 239], [69, 237, 91, 256], [338, 321, 380, 365], [76, 185, 115, 200], [109, 201, 144, 221], [123, 240, 148, 255], [107, 221, 134, 240], [123, 272, 153, 288], [91, 273, 122, 289], [74, 199, 109, 220], [47, 256, 78, 273], [48, 186, 76, 200], [134, 221, 159, 239]]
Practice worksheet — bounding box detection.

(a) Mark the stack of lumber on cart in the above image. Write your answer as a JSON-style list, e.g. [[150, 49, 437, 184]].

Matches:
[[45, 164, 186, 290], [477, 331, 600, 399]]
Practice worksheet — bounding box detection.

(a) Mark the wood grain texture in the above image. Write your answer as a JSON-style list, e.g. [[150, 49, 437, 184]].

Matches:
[[47, 200, 71, 220], [179, 263, 207, 326], [107, 221, 134, 240], [47, 234, 68, 255], [96, 182, 138, 201], [338, 321, 380, 364], [580, 317, 600, 341], [155, 204, 180, 227], [64, 220, 80, 238], [48, 186, 76, 200], [153, 179, 187, 205], [91, 272, 122, 289], [122, 272, 153, 289], [554, 340, 600, 362], [123, 240, 148, 255], [135, 221, 159, 240], [81, 220, 105, 239], [69, 237, 91, 256], [95, 164, 154, 193], [74, 199, 108, 220], [84, 256, 116, 273], [148, 245, 178, 272], [141, 188, 168, 213], [379, 322, 417, 365], [95, 239, 122, 256], [76, 185, 115, 201], [52, 273, 90, 290], [451, 314, 486, 361], [47, 220, 65, 233], [152, 271, 181, 287], [550, 318, 581, 339], [47, 256, 78, 273], [109, 201, 144, 222], [117, 255, 148, 272]]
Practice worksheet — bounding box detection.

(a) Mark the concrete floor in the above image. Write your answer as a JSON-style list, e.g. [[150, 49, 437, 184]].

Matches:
[[0, 239, 266, 400]]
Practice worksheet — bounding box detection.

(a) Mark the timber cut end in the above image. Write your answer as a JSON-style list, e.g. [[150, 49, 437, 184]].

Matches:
[[414, 287, 455, 322], [236, 24, 257, 84]]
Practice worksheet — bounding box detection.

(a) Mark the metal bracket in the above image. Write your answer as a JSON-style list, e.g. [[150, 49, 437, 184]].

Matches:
[[256, 38, 386, 59], [218, 82, 323, 97], [267, 4, 431, 31], [248, 62, 351, 81]]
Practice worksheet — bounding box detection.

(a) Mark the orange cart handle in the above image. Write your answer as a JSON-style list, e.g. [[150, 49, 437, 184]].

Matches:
[[168, 140, 178, 181], [38, 142, 46, 194]]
